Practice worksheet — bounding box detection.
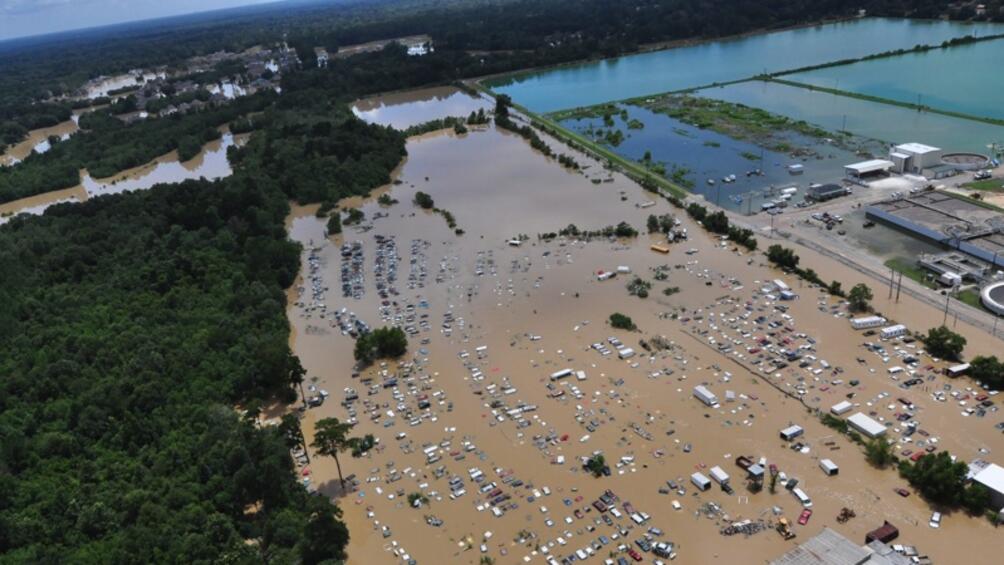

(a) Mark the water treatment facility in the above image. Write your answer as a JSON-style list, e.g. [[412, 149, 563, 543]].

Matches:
[[865, 191, 1004, 270]]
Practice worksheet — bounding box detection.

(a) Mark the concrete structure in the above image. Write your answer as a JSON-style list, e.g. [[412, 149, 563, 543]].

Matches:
[[981, 281, 1004, 315], [780, 424, 804, 441], [866, 192, 1004, 269], [970, 461, 1004, 511], [770, 527, 912, 565], [693, 385, 718, 407], [918, 251, 988, 282], [831, 401, 853, 415], [848, 412, 886, 438], [850, 316, 887, 330], [845, 159, 894, 182], [807, 183, 850, 202], [889, 143, 943, 175]]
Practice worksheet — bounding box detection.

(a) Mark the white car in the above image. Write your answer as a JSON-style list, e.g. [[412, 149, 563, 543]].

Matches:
[[929, 512, 941, 528]]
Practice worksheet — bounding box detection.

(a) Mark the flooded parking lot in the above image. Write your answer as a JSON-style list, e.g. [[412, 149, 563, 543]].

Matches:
[[281, 90, 1004, 565]]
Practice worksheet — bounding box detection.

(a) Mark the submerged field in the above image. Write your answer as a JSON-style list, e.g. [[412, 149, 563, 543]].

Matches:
[[552, 96, 879, 212]]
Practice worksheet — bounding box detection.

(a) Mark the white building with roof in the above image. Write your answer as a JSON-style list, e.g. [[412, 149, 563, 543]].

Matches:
[[889, 143, 943, 175], [971, 461, 1004, 511], [845, 159, 894, 183], [847, 412, 886, 438]]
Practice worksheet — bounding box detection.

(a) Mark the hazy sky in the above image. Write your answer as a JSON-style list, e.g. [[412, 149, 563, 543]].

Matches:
[[0, 0, 280, 41]]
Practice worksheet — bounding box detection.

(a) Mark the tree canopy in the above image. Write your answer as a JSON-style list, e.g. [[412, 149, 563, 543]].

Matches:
[[923, 326, 967, 361]]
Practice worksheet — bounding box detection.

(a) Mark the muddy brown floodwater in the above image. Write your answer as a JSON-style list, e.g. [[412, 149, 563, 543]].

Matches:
[[0, 130, 248, 224], [283, 95, 1002, 565], [352, 86, 492, 131], [0, 118, 80, 167]]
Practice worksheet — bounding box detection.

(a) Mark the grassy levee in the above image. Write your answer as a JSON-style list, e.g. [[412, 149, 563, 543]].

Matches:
[[769, 78, 1004, 127], [469, 81, 690, 200]]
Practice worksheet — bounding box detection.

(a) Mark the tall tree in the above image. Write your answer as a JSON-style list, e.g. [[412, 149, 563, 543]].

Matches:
[[848, 283, 873, 312], [311, 418, 357, 492]]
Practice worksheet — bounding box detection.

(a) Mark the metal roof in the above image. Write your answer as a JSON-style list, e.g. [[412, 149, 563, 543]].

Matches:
[[974, 463, 1004, 496], [848, 412, 886, 437], [894, 142, 941, 155], [845, 159, 895, 174], [769, 527, 871, 565]]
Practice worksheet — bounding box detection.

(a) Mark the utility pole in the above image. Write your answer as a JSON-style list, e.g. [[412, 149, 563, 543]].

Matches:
[[895, 272, 902, 302], [942, 292, 950, 326]]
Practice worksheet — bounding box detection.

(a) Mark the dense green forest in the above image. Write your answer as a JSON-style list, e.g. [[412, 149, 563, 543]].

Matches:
[[0, 177, 351, 561]]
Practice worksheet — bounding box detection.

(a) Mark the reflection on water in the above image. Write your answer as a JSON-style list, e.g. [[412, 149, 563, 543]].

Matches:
[[700, 80, 1004, 154], [561, 104, 869, 213], [0, 119, 80, 166], [490, 18, 1004, 112], [80, 132, 246, 198], [788, 37, 1004, 121], [352, 86, 490, 130], [0, 132, 247, 224]]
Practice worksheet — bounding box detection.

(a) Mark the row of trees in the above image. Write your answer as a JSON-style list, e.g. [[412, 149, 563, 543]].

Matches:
[[765, 244, 874, 310], [684, 203, 756, 249]]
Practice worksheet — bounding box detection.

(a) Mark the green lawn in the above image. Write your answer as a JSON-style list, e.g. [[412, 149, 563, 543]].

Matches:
[[961, 178, 1004, 192], [885, 257, 934, 286], [885, 257, 987, 312]]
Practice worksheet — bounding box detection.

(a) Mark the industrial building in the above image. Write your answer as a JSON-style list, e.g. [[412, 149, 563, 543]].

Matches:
[[770, 527, 913, 565], [807, 183, 850, 202], [980, 281, 1004, 316], [847, 412, 886, 438], [866, 192, 1004, 269], [888, 143, 946, 177], [845, 159, 894, 183]]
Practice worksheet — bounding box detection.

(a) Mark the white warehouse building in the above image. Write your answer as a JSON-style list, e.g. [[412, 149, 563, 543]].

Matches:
[[889, 142, 943, 175], [847, 412, 887, 438]]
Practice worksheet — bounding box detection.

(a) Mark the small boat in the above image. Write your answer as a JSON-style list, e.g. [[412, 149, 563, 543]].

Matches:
[[707, 179, 716, 185]]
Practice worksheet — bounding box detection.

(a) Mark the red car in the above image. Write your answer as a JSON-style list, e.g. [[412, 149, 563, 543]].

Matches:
[[798, 509, 813, 525], [627, 548, 643, 562], [895, 488, 910, 497]]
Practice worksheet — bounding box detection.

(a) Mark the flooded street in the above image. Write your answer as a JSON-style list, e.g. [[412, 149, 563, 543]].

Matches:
[[283, 100, 1003, 565], [0, 130, 248, 224]]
